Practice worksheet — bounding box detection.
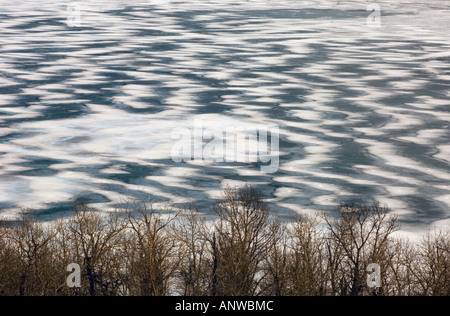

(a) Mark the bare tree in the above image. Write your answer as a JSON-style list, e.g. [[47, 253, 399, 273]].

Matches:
[[66, 203, 124, 296], [0, 221, 19, 296], [287, 214, 327, 296], [122, 202, 182, 296], [414, 230, 450, 296], [260, 218, 290, 296], [175, 207, 211, 296], [383, 237, 417, 296], [1, 212, 59, 296], [323, 203, 399, 296], [211, 185, 272, 296]]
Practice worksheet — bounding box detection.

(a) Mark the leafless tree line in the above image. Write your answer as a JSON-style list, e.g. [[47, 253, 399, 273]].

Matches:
[[0, 185, 449, 296]]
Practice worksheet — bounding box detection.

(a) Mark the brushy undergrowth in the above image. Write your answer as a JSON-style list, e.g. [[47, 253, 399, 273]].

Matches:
[[0, 185, 449, 296]]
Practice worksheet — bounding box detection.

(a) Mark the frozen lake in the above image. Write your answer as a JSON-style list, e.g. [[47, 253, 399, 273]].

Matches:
[[0, 0, 449, 235]]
